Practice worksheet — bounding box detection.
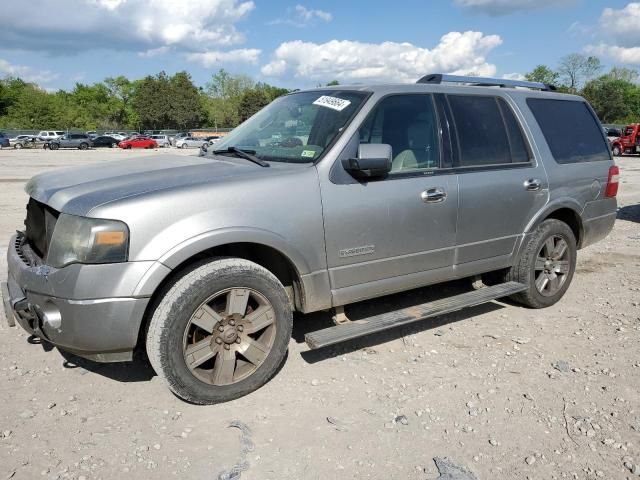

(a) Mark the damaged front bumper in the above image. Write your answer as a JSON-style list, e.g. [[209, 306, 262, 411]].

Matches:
[[3, 233, 154, 362]]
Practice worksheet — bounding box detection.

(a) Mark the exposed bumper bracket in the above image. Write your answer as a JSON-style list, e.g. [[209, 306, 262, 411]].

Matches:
[[1, 282, 17, 327]]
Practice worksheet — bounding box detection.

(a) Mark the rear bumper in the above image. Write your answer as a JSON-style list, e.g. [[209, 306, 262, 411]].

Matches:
[[581, 197, 617, 249], [581, 212, 616, 249], [4, 233, 154, 362]]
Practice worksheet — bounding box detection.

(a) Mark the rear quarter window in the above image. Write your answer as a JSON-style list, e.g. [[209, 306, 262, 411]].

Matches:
[[527, 98, 611, 164]]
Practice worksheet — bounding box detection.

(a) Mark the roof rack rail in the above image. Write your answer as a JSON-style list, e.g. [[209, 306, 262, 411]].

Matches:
[[416, 73, 556, 92]]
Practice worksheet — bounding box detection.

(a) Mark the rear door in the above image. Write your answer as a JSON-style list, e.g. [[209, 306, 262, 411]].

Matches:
[[443, 94, 549, 268]]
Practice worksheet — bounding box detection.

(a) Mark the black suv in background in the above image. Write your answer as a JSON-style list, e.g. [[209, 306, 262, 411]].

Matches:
[[0, 132, 9, 148], [47, 134, 92, 150]]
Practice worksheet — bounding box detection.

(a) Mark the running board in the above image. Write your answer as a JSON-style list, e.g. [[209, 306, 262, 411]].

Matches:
[[305, 282, 526, 350]]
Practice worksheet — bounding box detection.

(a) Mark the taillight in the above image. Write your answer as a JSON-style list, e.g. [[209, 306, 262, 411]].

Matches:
[[605, 165, 619, 198]]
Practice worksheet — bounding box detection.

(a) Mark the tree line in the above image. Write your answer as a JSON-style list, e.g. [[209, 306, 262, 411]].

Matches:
[[2, 54, 640, 130], [525, 53, 640, 124], [0, 69, 289, 131]]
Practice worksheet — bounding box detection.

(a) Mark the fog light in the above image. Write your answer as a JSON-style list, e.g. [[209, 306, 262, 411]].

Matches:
[[40, 302, 62, 329]]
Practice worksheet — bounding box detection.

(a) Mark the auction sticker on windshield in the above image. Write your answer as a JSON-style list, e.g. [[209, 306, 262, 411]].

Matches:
[[313, 96, 351, 112]]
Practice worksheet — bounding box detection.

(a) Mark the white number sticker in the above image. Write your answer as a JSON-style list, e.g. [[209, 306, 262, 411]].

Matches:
[[313, 95, 351, 112]]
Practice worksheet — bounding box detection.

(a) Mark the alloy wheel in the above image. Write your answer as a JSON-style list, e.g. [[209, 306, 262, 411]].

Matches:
[[182, 287, 277, 386], [534, 235, 571, 296]]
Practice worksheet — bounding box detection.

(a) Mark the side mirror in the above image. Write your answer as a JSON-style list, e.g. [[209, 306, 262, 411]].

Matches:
[[343, 143, 392, 179]]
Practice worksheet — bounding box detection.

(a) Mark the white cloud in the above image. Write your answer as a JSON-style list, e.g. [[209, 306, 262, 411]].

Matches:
[[138, 46, 172, 58], [261, 32, 502, 84], [0, 59, 59, 85], [0, 0, 255, 52], [599, 3, 640, 47], [585, 3, 640, 65], [186, 49, 261, 67], [586, 43, 640, 65], [269, 4, 332, 27], [502, 72, 525, 80], [455, 0, 573, 16], [294, 5, 332, 22]]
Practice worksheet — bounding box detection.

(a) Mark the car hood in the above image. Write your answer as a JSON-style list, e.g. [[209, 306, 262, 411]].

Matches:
[[26, 154, 304, 216]]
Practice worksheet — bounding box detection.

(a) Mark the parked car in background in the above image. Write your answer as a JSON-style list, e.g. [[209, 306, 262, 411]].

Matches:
[[150, 134, 171, 147], [37, 131, 65, 141], [204, 135, 221, 145], [170, 132, 191, 146], [176, 136, 206, 149], [47, 133, 92, 150], [86, 131, 98, 139], [118, 136, 157, 149], [91, 136, 120, 148], [104, 132, 126, 141], [9, 135, 36, 149], [0, 132, 9, 148], [604, 127, 621, 139]]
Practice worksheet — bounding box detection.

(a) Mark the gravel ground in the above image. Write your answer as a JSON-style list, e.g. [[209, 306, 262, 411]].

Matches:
[[0, 147, 639, 480]]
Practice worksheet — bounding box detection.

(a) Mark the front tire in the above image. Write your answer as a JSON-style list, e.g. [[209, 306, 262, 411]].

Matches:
[[146, 258, 293, 404], [79, 142, 88, 150], [612, 145, 622, 156], [505, 219, 577, 308], [181, 143, 188, 149]]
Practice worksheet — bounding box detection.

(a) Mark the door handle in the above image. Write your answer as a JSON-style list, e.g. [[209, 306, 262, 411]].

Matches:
[[524, 178, 542, 191], [421, 187, 447, 203]]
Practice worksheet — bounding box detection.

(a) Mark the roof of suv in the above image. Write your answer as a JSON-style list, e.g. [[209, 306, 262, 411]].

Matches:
[[313, 83, 582, 101], [303, 74, 583, 102]]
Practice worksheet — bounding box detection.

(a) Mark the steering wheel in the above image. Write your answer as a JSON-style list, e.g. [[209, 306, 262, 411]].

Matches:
[[279, 137, 303, 148]]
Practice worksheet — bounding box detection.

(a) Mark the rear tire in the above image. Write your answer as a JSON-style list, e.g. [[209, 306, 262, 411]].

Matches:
[[504, 219, 577, 309], [50, 143, 59, 150], [146, 258, 293, 404], [14, 143, 22, 149], [79, 143, 88, 150]]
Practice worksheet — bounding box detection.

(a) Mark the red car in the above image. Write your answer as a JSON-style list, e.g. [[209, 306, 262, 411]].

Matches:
[[118, 136, 158, 149]]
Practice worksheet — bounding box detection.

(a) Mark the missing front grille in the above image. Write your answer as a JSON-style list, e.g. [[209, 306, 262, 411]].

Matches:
[[24, 198, 59, 259]]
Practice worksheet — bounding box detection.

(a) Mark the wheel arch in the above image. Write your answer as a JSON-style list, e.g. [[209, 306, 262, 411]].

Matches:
[[525, 201, 584, 248], [134, 235, 310, 352]]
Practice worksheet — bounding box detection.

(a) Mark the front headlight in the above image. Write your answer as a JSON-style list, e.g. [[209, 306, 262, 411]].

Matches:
[[47, 214, 129, 268]]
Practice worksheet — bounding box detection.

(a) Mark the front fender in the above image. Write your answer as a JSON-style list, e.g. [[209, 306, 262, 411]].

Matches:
[[157, 227, 313, 275]]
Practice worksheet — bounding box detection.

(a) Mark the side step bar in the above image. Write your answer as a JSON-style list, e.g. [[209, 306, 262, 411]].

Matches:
[[305, 282, 526, 350]]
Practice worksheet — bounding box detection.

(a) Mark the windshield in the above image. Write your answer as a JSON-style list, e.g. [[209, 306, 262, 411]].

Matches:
[[212, 90, 368, 163]]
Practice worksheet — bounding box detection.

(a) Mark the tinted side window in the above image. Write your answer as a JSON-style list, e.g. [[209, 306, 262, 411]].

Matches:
[[359, 94, 440, 172], [527, 98, 610, 164], [497, 99, 530, 164], [448, 95, 529, 167]]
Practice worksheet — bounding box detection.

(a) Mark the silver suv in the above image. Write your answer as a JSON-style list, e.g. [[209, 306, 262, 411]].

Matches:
[[3, 74, 618, 404]]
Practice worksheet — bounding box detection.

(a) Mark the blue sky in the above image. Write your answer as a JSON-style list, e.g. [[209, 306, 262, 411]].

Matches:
[[0, 0, 638, 91]]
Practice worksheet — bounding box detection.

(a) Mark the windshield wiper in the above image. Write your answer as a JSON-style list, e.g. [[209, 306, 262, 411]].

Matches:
[[213, 146, 269, 167]]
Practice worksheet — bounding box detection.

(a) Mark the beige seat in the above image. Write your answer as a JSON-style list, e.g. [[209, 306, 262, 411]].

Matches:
[[392, 120, 438, 172]]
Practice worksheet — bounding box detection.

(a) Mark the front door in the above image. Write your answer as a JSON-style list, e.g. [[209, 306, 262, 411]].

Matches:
[[320, 94, 459, 306]]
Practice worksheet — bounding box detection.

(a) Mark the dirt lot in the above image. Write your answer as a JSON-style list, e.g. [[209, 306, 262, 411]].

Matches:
[[0, 147, 638, 480]]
